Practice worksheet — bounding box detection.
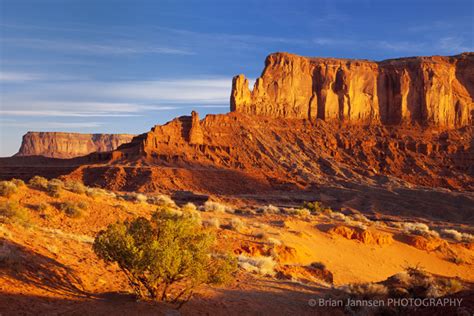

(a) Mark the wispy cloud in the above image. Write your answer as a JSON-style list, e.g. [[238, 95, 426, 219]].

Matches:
[[312, 36, 471, 55], [0, 120, 104, 128], [0, 77, 232, 117], [1, 38, 195, 56], [0, 72, 44, 82]]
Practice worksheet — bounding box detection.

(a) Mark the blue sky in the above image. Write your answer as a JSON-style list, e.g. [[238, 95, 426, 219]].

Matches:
[[0, 0, 472, 156]]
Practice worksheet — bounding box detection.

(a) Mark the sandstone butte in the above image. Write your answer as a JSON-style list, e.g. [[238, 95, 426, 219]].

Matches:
[[15, 132, 136, 158], [231, 52, 473, 128], [1, 52, 473, 203]]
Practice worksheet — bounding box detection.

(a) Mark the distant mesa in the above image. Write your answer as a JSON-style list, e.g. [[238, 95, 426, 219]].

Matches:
[[231, 52, 474, 128], [15, 132, 136, 158]]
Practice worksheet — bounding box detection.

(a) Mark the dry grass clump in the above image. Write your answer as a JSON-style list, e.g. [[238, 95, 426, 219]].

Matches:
[[440, 228, 474, 242], [11, 179, 25, 187], [0, 201, 29, 224], [229, 217, 245, 232], [202, 200, 233, 213], [203, 218, 220, 229], [58, 201, 86, 218], [327, 210, 347, 221], [238, 254, 277, 276], [0, 181, 19, 198], [259, 204, 280, 215], [47, 182, 63, 198], [28, 176, 49, 190], [402, 222, 439, 238], [283, 207, 311, 217], [340, 283, 389, 298], [181, 202, 197, 212], [266, 237, 282, 246], [65, 180, 87, 194], [86, 187, 116, 199], [147, 194, 176, 207]]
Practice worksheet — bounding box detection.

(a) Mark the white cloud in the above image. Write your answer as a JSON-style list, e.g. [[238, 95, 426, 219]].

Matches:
[[438, 37, 473, 54]]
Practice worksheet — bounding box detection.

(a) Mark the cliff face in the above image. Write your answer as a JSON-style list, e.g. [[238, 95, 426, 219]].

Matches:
[[231, 52, 474, 128], [16, 132, 136, 158]]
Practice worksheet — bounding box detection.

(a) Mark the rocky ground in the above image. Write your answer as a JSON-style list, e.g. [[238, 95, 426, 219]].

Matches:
[[1, 179, 473, 315]]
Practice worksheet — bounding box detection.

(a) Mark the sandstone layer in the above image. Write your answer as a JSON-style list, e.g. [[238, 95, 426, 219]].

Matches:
[[16, 132, 136, 158], [231, 52, 474, 128]]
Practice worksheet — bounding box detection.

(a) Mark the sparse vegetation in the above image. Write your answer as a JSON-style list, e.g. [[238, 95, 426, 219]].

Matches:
[[238, 255, 277, 276], [47, 182, 62, 198], [65, 180, 87, 194], [203, 218, 220, 229], [11, 179, 25, 187], [93, 212, 237, 305], [58, 201, 86, 218], [0, 181, 19, 198], [440, 228, 474, 242], [403, 222, 439, 238], [147, 194, 176, 207], [303, 201, 325, 214], [229, 217, 245, 232], [202, 200, 232, 213], [0, 201, 29, 224], [260, 204, 280, 215], [28, 176, 49, 190]]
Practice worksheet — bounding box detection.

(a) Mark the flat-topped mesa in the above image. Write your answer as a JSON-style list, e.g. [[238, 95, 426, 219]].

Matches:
[[15, 132, 136, 158], [231, 52, 474, 128]]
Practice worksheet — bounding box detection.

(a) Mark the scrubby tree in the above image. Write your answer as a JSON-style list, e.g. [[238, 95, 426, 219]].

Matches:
[[93, 210, 236, 307]]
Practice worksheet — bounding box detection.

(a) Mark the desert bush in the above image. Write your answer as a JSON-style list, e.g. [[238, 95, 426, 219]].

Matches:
[[47, 182, 62, 198], [237, 255, 276, 276], [33, 202, 48, 212], [229, 217, 245, 232], [58, 201, 85, 218], [283, 207, 311, 217], [303, 201, 325, 214], [0, 201, 29, 223], [260, 204, 280, 215], [350, 213, 371, 223], [93, 212, 236, 305], [253, 230, 267, 239], [65, 180, 87, 194], [28, 176, 49, 190], [203, 218, 220, 229], [10, 179, 25, 187], [0, 181, 18, 198], [147, 194, 176, 207], [86, 187, 114, 199], [266, 237, 282, 246], [328, 210, 347, 221], [181, 202, 197, 212], [403, 222, 439, 238], [202, 201, 232, 213], [440, 228, 474, 242], [340, 283, 388, 298]]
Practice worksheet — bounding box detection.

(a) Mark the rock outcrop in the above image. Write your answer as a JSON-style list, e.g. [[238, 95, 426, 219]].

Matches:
[[231, 52, 474, 128], [16, 132, 136, 158]]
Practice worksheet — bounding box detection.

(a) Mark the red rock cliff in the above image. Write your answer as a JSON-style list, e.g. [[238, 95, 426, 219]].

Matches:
[[16, 132, 136, 158], [231, 52, 474, 128]]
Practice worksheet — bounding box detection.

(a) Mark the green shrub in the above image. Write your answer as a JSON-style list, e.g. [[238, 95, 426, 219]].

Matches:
[[0, 181, 18, 198], [93, 212, 237, 305], [303, 201, 325, 214], [0, 201, 29, 223], [58, 201, 84, 218], [28, 176, 49, 190]]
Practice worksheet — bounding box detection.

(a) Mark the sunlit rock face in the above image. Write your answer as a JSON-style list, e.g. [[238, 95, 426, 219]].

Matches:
[[15, 132, 136, 158], [231, 52, 474, 128]]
